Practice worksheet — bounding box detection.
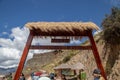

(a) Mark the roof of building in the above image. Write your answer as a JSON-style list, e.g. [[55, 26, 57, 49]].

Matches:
[[25, 22, 99, 36], [54, 62, 84, 70]]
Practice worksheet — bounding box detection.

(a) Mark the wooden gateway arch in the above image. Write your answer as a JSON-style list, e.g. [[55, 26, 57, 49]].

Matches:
[[13, 22, 107, 80]]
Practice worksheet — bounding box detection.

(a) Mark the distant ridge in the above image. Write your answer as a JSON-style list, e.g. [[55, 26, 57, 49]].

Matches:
[[0, 67, 17, 75]]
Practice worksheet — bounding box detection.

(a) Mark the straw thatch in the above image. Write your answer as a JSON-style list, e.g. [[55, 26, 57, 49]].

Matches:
[[71, 62, 84, 70], [54, 62, 84, 70], [25, 22, 99, 36], [54, 64, 71, 70]]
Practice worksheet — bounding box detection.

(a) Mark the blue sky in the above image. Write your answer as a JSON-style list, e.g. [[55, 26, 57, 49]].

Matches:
[[0, 0, 115, 37], [0, 0, 119, 69]]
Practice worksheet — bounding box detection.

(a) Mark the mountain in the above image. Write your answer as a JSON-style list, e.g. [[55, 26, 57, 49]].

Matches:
[[0, 67, 17, 75]]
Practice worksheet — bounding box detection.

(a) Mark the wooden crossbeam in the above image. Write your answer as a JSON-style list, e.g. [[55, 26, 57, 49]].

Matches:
[[30, 45, 92, 50], [51, 39, 70, 43]]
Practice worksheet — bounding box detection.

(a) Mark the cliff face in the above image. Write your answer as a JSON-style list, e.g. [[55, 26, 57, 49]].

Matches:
[[108, 55, 120, 80]]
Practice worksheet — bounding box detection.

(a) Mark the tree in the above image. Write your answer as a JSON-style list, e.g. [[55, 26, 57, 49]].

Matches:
[[102, 7, 120, 75]]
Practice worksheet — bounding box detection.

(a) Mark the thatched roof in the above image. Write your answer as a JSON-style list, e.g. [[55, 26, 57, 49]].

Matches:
[[71, 62, 84, 70], [25, 22, 99, 36], [54, 64, 71, 70], [54, 62, 84, 70]]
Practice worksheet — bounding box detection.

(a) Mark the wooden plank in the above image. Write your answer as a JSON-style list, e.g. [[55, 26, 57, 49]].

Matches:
[[13, 31, 34, 80], [30, 45, 92, 50], [51, 39, 70, 43], [30, 30, 90, 36], [88, 31, 107, 80]]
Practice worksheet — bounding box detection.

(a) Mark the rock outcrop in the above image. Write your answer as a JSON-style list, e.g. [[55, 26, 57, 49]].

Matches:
[[108, 55, 120, 80]]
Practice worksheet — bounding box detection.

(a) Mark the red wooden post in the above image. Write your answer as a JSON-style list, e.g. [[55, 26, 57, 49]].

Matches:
[[30, 45, 92, 50], [88, 31, 107, 80], [60, 69, 63, 80], [13, 31, 34, 80]]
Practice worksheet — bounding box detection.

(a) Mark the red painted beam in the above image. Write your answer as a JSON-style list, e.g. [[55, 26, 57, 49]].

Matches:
[[51, 38, 70, 43], [30, 29, 90, 36], [13, 31, 34, 80], [88, 31, 107, 80], [30, 45, 92, 50]]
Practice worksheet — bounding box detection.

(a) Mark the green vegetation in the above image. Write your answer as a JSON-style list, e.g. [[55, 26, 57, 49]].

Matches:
[[6, 74, 12, 80], [40, 50, 78, 73], [102, 7, 120, 75], [62, 53, 74, 63], [62, 55, 71, 63], [102, 7, 120, 45], [7, 77, 12, 80], [61, 51, 77, 63]]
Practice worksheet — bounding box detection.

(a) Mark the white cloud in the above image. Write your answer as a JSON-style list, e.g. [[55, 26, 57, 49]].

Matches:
[[70, 40, 81, 45], [0, 27, 31, 68], [0, 27, 54, 69], [2, 32, 8, 35], [64, 39, 81, 46], [94, 30, 102, 35], [0, 48, 20, 68], [10, 27, 29, 50], [0, 38, 14, 47]]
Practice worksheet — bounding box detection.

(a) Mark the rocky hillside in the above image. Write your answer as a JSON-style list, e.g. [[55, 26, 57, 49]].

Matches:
[[24, 33, 120, 80], [23, 50, 75, 73], [107, 55, 120, 80], [65, 34, 106, 80]]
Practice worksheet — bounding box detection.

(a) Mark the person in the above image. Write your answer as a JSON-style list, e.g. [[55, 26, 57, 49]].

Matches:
[[19, 73, 25, 80], [80, 69, 86, 80], [3, 77, 7, 80], [92, 69, 105, 80], [49, 73, 55, 80], [38, 76, 51, 80], [62, 74, 66, 80], [31, 72, 34, 80]]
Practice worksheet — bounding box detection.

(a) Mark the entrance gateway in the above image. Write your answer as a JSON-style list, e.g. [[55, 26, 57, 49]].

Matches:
[[13, 22, 107, 80]]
